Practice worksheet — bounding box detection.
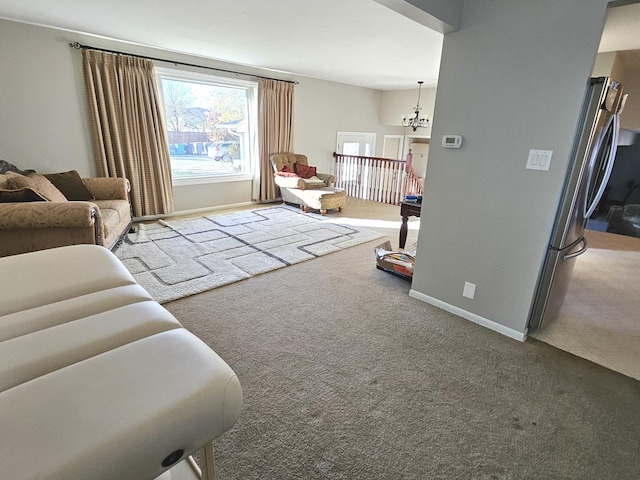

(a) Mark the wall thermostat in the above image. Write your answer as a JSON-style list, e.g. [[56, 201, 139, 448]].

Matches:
[[442, 135, 462, 148]]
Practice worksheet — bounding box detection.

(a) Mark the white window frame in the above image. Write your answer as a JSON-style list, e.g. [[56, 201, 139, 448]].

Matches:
[[336, 131, 377, 157], [155, 67, 258, 186]]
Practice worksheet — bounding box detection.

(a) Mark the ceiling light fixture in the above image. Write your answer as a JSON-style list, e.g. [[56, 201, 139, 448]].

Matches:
[[402, 81, 430, 132]]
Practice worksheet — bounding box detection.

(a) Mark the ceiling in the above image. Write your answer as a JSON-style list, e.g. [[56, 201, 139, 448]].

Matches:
[[0, 1, 638, 91]]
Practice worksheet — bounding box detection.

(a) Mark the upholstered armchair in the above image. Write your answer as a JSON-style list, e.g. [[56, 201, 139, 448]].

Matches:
[[269, 152, 346, 215], [270, 153, 335, 188]]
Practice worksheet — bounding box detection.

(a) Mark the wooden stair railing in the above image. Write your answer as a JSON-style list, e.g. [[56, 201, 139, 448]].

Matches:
[[332, 152, 424, 206]]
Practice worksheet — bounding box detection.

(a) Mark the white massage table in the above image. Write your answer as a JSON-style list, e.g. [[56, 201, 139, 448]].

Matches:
[[0, 245, 243, 480]]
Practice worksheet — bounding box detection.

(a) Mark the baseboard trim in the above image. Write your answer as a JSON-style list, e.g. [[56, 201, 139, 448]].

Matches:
[[409, 289, 527, 342], [133, 201, 257, 222]]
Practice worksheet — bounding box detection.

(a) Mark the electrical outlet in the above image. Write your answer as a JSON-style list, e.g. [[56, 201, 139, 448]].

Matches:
[[463, 282, 476, 299]]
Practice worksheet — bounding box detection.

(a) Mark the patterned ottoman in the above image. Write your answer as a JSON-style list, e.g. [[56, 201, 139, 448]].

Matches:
[[281, 187, 346, 215]]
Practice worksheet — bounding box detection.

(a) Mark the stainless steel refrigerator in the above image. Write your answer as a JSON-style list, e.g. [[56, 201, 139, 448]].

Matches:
[[528, 77, 627, 331]]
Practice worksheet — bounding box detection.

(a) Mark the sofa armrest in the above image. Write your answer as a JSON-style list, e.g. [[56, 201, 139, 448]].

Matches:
[[83, 177, 130, 201], [0, 202, 97, 230], [316, 173, 335, 185]]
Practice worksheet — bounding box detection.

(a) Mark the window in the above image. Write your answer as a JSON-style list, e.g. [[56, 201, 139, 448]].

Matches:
[[335, 132, 375, 157], [156, 68, 257, 183]]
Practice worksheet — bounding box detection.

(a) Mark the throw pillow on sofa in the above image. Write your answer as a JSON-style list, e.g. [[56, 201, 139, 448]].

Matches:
[[0, 187, 47, 203], [294, 163, 317, 179], [7, 173, 68, 202], [0, 171, 24, 189], [44, 170, 95, 201]]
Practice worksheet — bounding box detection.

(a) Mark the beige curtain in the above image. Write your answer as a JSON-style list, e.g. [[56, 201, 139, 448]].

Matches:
[[82, 50, 174, 216], [257, 79, 294, 202]]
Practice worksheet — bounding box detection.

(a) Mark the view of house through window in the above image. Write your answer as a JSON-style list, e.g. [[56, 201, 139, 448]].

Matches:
[[156, 69, 256, 181]]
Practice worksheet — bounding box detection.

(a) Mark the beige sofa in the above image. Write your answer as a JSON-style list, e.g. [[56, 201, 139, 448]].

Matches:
[[0, 161, 132, 257], [0, 244, 243, 479]]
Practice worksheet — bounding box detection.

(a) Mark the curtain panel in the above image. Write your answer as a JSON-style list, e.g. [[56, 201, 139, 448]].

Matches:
[[257, 79, 294, 202], [82, 50, 174, 216]]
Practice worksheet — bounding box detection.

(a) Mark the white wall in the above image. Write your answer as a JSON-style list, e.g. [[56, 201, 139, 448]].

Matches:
[[0, 19, 403, 213], [592, 51, 617, 77], [380, 87, 436, 140], [293, 77, 404, 173], [408, 0, 611, 338], [611, 50, 640, 131], [0, 20, 95, 176]]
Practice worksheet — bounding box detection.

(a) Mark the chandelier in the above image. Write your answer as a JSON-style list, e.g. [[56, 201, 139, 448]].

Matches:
[[402, 81, 430, 132]]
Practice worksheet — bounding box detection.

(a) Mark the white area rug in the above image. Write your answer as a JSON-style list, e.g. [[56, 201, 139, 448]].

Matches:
[[116, 206, 384, 303]]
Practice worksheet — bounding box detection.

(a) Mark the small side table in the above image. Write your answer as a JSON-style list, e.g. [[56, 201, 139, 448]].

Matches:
[[399, 201, 422, 249]]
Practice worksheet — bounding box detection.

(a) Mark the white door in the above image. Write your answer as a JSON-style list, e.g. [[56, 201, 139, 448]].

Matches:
[[336, 132, 376, 156], [383, 135, 404, 160]]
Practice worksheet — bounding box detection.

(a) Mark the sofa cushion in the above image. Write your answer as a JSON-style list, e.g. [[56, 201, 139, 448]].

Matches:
[[274, 175, 326, 190], [93, 199, 131, 247], [275, 171, 299, 178], [8, 174, 68, 202], [0, 187, 47, 203], [44, 170, 95, 201]]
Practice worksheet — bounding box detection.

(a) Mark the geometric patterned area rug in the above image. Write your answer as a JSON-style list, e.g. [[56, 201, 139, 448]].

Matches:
[[116, 205, 384, 304]]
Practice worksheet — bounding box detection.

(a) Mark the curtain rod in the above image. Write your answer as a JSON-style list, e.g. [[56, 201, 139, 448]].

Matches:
[[68, 42, 298, 85]]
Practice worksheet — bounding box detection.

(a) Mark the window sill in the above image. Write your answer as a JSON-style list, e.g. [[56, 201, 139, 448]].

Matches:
[[172, 174, 253, 186]]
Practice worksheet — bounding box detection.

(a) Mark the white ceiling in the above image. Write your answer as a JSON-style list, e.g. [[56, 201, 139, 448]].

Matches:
[[0, 0, 638, 91]]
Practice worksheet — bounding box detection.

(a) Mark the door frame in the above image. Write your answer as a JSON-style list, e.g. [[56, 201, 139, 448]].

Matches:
[[383, 134, 405, 160]]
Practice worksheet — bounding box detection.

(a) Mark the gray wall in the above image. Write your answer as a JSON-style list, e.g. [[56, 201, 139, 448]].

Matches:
[[375, 0, 463, 33], [409, 0, 611, 338], [406, 0, 463, 30]]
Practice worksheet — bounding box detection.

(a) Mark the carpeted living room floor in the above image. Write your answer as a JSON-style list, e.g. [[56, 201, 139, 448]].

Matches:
[[163, 198, 640, 480]]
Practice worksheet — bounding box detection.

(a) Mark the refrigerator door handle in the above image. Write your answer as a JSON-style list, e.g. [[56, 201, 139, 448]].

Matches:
[[563, 236, 588, 260], [585, 113, 620, 218]]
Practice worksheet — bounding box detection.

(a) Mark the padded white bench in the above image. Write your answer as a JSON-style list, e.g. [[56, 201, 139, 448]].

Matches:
[[0, 245, 243, 480]]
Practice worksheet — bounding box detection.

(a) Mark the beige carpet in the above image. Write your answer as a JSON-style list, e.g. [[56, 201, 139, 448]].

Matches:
[[164, 200, 640, 479]]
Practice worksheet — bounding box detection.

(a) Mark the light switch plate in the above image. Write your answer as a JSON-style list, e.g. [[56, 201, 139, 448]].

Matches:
[[526, 149, 552, 171]]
